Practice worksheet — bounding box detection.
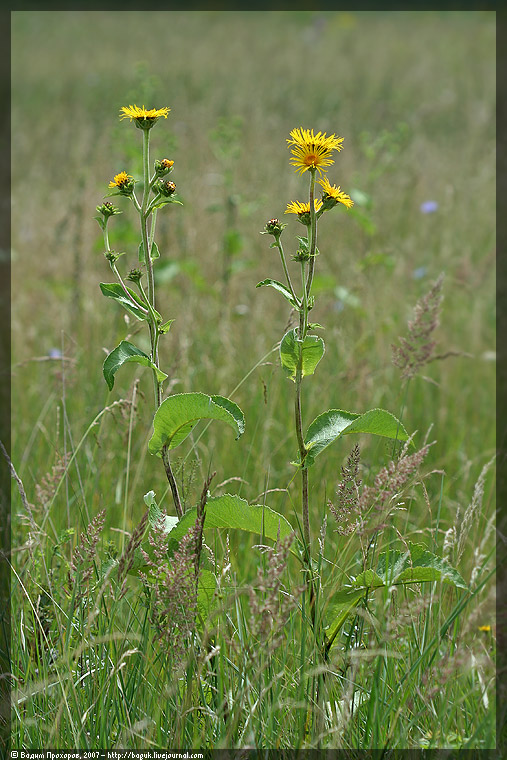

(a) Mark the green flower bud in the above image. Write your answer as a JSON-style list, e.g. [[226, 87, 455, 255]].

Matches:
[[126, 268, 143, 284], [104, 250, 124, 264], [154, 159, 174, 177], [96, 201, 122, 218], [154, 179, 177, 197], [260, 218, 287, 239]]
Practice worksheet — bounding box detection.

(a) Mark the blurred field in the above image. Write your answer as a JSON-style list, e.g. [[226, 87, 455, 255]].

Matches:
[[10, 10, 496, 749]]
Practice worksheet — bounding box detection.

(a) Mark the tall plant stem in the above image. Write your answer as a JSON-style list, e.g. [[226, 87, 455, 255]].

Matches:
[[296, 169, 319, 622], [140, 127, 183, 519]]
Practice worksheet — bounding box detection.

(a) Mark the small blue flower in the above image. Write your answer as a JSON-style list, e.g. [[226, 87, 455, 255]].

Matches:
[[412, 266, 427, 280], [420, 200, 439, 214], [48, 348, 62, 359]]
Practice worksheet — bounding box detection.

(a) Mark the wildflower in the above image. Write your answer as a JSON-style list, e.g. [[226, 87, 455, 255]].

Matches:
[[154, 179, 176, 197], [391, 274, 444, 381], [96, 201, 122, 218], [126, 268, 143, 284], [478, 625, 491, 633], [420, 200, 439, 214], [119, 104, 170, 130], [261, 218, 287, 239], [285, 198, 323, 226], [287, 127, 344, 175], [108, 171, 135, 195], [154, 158, 174, 177], [318, 176, 354, 209]]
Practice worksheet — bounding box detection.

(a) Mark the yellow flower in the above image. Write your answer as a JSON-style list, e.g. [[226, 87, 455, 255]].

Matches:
[[287, 127, 344, 175], [119, 104, 170, 129], [319, 177, 354, 209], [285, 199, 323, 216], [478, 625, 491, 632], [109, 171, 134, 189]]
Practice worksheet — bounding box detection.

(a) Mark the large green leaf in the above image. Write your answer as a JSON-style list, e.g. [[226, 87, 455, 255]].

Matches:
[[324, 543, 467, 649], [100, 282, 159, 322], [166, 494, 300, 557], [103, 341, 168, 391], [256, 279, 300, 309], [280, 329, 325, 382], [302, 407, 409, 468], [360, 543, 468, 589], [148, 392, 245, 455]]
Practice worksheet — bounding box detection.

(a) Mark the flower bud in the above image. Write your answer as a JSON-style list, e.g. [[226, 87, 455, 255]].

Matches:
[[154, 179, 177, 197], [126, 268, 143, 284], [260, 218, 287, 239], [154, 158, 174, 177], [96, 201, 122, 218], [104, 250, 123, 264], [292, 248, 310, 263]]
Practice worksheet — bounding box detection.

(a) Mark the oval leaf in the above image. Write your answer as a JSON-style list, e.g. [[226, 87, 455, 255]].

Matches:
[[373, 543, 467, 589], [256, 279, 300, 309], [166, 493, 300, 558], [148, 392, 245, 455], [303, 407, 409, 468], [100, 282, 154, 322], [103, 341, 168, 391], [280, 329, 325, 382]]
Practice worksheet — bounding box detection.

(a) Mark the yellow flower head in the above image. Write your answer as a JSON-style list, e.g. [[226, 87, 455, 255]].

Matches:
[[287, 127, 344, 175], [285, 199, 323, 216], [319, 177, 354, 209], [478, 625, 491, 632], [109, 171, 134, 189], [119, 104, 170, 129]]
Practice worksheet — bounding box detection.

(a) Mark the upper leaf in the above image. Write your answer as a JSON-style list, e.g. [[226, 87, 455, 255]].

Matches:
[[256, 279, 300, 309], [148, 392, 245, 455], [100, 282, 157, 322], [280, 329, 325, 382], [103, 340, 168, 391]]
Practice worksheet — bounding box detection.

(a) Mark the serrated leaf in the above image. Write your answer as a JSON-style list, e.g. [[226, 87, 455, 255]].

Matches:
[[256, 279, 300, 309], [148, 392, 245, 455], [165, 494, 300, 557], [375, 543, 467, 589], [103, 341, 168, 391], [303, 407, 409, 468], [280, 329, 325, 382], [100, 282, 151, 322]]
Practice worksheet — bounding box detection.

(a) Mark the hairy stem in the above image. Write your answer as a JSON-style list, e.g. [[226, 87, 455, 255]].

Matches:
[[139, 127, 182, 517]]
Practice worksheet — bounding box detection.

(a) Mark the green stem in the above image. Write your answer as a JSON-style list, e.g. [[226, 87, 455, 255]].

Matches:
[[306, 170, 318, 299], [138, 127, 183, 518], [276, 239, 300, 307]]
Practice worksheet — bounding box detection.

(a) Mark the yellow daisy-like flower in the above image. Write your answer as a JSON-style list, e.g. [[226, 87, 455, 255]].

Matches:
[[109, 171, 134, 189], [287, 127, 344, 175], [478, 625, 491, 632], [285, 199, 323, 216], [319, 177, 354, 209], [120, 104, 170, 121]]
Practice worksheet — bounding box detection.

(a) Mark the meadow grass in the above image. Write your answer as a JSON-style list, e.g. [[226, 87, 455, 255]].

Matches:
[[10, 10, 496, 751]]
